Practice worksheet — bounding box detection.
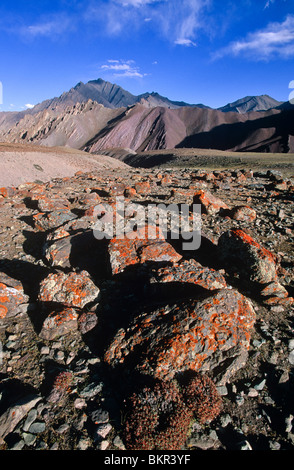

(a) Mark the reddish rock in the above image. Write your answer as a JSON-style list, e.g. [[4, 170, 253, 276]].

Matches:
[[39, 308, 79, 340], [35, 195, 70, 212], [77, 192, 101, 206], [124, 187, 137, 198], [193, 190, 229, 215], [260, 280, 289, 299], [104, 288, 256, 385], [218, 229, 278, 284], [33, 210, 77, 231], [263, 296, 294, 306], [38, 270, 100, 309], [109, 183, 126, 196], [0, 273, 29, 319], [230, 205, 257, 222], [0, 187, 17, 198], [135, 181, 151, 195], [108, 225, 182, 275], [78, 310, 98, 334], [150, 259, 227, 291]]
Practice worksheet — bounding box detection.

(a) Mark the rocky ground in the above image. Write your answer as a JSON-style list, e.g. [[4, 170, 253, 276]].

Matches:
[[0, 165, 293, 451]]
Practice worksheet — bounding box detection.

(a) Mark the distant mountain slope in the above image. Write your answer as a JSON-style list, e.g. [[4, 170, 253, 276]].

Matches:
[[218, 95, 283, 113], [1, 99, 293, 155], [0, 78, 293, 156]]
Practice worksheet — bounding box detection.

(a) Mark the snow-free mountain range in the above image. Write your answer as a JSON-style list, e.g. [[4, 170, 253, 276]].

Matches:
[[0, 78, 293, 154]]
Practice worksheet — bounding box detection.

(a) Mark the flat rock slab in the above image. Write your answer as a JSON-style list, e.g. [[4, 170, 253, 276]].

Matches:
[[104, 288, 256, 385]]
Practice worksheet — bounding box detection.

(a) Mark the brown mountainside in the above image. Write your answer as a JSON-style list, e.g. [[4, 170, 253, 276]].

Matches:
[[0, 100, 293, 154]]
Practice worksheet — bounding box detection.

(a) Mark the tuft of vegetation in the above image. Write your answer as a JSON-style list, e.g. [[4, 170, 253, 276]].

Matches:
[[181, 372, 223, 425], [123, 373, 222, 450]]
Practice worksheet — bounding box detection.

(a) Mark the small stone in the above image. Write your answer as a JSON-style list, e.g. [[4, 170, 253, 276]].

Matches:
[[54, 350, 65, 361], [269, 440, 281, 450], [28, 421, 46, 434], [90, 409, 110, 425], [74, 398, 86, 409], [113, 435, 126, 450], [77, 437, 90, 450], [98, 440, 110, 450], [10, 439, 25, 450], [40, 346, 50, 355], [216, 385, 228, 396], [254, 378, 266, 391], [22, 432, 37, 446], [56, 423, 69, 434], [80, 382, 103, 398], [237, 440, 252, 450], [219, 414, 232, 427], [96, 423, 113, 439], [23, 409, 38, 432]]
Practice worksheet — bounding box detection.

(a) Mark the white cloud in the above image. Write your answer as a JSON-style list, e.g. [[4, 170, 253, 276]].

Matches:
[[21, 14, 73, 39], [114, 0, 160, 6], [100, 59, 146, 78], [86, 0, 209, 45], [264, 0, 275, 8], [214, 14, 294, 60], [25, 104, 35, 109], [174, 38, 197, 47]]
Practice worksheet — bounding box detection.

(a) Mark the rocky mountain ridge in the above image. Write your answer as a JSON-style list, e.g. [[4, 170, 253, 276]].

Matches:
[[0, 78, 293, 155]]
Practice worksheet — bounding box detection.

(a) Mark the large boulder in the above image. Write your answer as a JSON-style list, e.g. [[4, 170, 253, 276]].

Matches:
[[104, 288, 256, 385], [218, 229, 278, 284]]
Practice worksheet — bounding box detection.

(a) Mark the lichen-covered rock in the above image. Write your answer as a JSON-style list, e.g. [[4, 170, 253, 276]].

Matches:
[[33, 210, 77, 231], [38, 270, 100, 309], [0, 273, 29, 319], [150, 259, 227, 291], [218, 229, 278, 284], [229, 205, 257, 222], [35, 195, 70, 213], [39, 308, 79, 340], [108, 225, 182, 275], [193, 190, 229, 215], [104, 288, 256, 385]]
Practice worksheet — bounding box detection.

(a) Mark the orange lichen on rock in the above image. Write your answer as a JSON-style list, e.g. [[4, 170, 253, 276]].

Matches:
[[150, 259, 227, 291], [0, 274, 29, 319], [193, 189, 229, 215], [39, 308, 79, 340], [218, 228, 278, 284], [38, 270, 100, 309], [104, 288, 256, 384], [108, 225, 182, 275]]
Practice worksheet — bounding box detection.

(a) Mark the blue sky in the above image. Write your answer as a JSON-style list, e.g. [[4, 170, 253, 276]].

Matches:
[[0, 0, 293, 111]]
